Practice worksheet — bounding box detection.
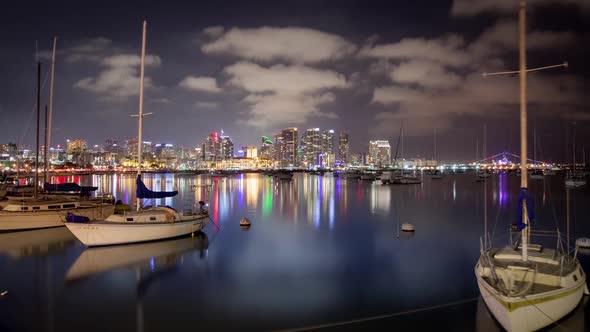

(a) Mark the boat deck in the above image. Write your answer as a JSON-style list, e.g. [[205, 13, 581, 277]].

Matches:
[[483, 246, 578, 277]]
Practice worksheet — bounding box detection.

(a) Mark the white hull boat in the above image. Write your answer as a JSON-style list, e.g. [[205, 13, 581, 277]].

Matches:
[[475, 248, 587, 332], [0, 201, 115, 231], [475, 2, 588, 331], [65, 208, 208, 247]]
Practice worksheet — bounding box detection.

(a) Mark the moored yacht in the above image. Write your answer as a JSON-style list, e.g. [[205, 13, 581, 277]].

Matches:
[[475, 2, 587, 331], [0, 198, 115, 231], [65, 20, 209, 247]]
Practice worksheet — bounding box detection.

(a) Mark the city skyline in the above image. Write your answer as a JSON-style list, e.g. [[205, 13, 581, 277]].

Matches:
[[0, 0, 589, 162]]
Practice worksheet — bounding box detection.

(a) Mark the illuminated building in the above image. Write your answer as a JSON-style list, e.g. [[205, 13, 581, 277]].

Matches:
[[301, 128, 321, 167], [245, 146, 258, 158], [281, 127, 298, 167], [273, 133, 285, 163], [66, 139, 87, 154], [369, 140, 391, 167], [338, 131, 349, 164], [259, 136, 273, 159]]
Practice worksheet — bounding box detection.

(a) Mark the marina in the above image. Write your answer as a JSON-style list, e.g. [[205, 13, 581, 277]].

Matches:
[[1, 0, 589, 331], [1, 171, 589, 331]]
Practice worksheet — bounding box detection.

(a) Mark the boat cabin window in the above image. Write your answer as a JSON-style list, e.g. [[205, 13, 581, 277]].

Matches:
[[126, 218, 134, 222], [573, 274, 578, 282], [48, 205, 61, 209], [62, 204, 76, 208], [21, 207, 28, 211], [33, 206, 40, 210], [150, 217, 156, 221]]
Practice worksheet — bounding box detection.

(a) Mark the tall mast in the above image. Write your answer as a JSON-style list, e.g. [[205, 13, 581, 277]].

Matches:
[[572, 123, 576, 173], [35, 62, 41, 199], [46, 37, 57, 177], [401, 121, 404, 170], [518, 0, 529, 261], [484, 123, 487, 249], [137, 19, 147, 212], [434, 127, 437, 162], [481, 0, 567, 262], [44, 105, 48, 187]]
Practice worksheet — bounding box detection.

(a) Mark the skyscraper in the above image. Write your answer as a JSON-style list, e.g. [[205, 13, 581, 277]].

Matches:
[[369, 140, 391, 167], [220, 136, 234, 160], [259, 136, 274, 159], [302, 128, 321, 167], [281, 127, 298, 167], [338, 131, 349, 164], [321, 129, 335, 167]]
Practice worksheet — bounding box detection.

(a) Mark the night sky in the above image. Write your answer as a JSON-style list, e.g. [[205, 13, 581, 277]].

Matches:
[[0, 0, 588, 163]]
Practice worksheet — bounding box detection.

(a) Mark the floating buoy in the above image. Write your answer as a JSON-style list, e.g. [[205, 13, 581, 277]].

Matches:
[[575, 238, 590, 249], [240, 217, 251, 227], [401, 223, 415, 232]]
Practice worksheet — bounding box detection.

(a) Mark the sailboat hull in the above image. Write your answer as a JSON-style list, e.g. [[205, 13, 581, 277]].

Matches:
[[0, 205, 115, 231], [65, 217, 208, 247], [475, 266, 585, 332]]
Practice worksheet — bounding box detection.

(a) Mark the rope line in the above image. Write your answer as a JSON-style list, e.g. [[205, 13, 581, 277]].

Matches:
[[272, 296, 480, 332]]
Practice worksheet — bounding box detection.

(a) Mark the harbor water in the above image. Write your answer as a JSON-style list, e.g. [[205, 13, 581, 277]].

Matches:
[[1, 172, 589, 331]]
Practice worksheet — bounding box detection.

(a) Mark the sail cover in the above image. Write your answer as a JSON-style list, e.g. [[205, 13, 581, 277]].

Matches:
[[44, 183, 98, 193], [515, 187, 534, 231], [136, 174, 178, 199]]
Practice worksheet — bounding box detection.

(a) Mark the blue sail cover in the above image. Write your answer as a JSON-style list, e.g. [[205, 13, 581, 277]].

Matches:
[[44, 183, 98, 193], [516, 188, 534, 231], [136, 174, 178, 199]]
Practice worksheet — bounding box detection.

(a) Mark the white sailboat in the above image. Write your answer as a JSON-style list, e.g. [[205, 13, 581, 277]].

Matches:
[[65, 20, 209, 247], [475, 2, 588, 331]]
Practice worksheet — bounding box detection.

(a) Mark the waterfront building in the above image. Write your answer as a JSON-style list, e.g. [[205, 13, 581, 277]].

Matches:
[[301, 128, 321, 167], [338, 131, 349, 164], [66, 139, 87, 154], [322, 129, 335, 156], [368, 140, 391, 167], [0, 143, 17, 158], [273, 133, 285, 164], [281, 127, 298, 167], [259, 136, 273, 159], [245, 146, 258, 158], [221, 136, 234, 160], [350, 153, 366, 166]]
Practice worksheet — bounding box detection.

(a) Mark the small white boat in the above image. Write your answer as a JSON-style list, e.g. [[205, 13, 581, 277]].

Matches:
[[240, 217, 251, 226], [575, 238, 590, 249], [401, 222, 415, 232]]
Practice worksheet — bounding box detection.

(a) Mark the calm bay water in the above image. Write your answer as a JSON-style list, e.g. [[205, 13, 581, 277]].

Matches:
[[1, 172, 589, 331]]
